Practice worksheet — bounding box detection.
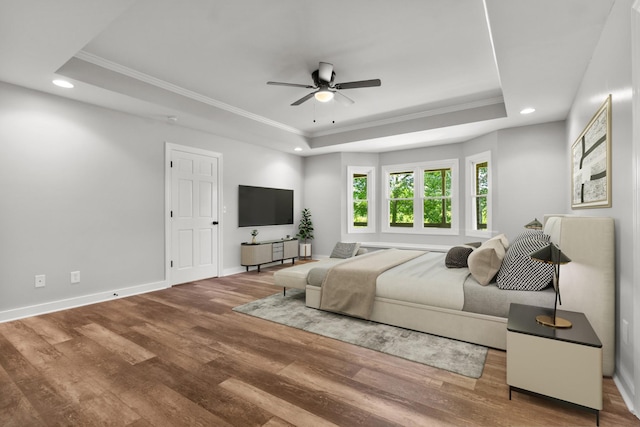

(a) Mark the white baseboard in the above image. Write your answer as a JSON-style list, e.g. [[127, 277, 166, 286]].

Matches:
[[223, 266, 248, 276], [614, 367, 638, 417], [0, 280, 169, 323]]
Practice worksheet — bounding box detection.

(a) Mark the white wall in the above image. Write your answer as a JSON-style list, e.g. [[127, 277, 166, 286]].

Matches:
[[632, 0, 640, 416], [302, 153, 342, 257], [567, 0, 637, 411], [495, 121, 567, 239], [340, 152, 380, 241], [303, 152, 382, 257], [224, 146, 303, 268], [304, 121, 566, 254], [0, 81, 303, 318]]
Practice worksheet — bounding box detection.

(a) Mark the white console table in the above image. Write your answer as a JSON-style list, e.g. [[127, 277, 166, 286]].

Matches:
[[241, 239, 298, 272]]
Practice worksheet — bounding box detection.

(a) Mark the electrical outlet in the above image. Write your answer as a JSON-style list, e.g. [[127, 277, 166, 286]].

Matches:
[[35, 274, 46, 288], [70, 271, 80, 284], [622, 319, 629, 345]]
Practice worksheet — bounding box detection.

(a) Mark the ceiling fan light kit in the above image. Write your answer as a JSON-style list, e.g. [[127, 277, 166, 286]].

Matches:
[[314, 90, 334, 102], [267, 62, 381, 106]]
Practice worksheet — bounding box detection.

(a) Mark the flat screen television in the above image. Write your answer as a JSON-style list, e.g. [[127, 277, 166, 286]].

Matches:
[[238, 185, 294, 227]]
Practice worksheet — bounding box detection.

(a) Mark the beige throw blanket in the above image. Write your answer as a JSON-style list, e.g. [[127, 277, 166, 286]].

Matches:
[[319, 249, 425, 319]]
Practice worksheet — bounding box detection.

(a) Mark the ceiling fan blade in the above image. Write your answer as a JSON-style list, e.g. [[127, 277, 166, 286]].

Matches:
[[291, 91, 317, 106], [334, 91, 355, 106], [334, 79, 381, 90], [318, 62, 334, 83], [267, 81, 315, 89]]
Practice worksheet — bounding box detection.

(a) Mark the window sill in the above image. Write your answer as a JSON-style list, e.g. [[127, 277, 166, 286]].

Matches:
[[381, 227, 459, 236], [358, 242, 451, 253], [465, 229, 492, 238]]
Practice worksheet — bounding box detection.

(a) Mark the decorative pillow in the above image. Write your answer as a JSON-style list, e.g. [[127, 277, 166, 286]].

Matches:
[[467, 238, 506, 285], [510, 229, 548, 246], [464, 241, 482, 249], [355, 247, 369, 256], [445, 245, 475, 268], [496, 237, 554, 291], [488, 233, 510, 249], [330, 242, 361, 259]]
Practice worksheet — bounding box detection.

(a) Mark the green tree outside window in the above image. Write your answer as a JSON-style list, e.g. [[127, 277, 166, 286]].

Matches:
[[353, 173, 368, 227], [423, 169, 452, 228], [475, 161, 488, 230], [389, 171, 414, 227]]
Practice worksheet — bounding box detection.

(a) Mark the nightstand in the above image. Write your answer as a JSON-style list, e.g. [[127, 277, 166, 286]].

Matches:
[[507, 303, 603, 426]]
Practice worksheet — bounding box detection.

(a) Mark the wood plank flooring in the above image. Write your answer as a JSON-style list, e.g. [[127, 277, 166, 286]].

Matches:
[[1, 264, 637, 426]]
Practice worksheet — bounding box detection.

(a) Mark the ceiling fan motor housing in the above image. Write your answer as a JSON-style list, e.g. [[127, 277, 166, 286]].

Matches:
[[312, 69, 335, 87]]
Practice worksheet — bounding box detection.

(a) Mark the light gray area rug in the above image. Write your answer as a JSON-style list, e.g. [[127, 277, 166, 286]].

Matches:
[[233, 289, 487, 378]]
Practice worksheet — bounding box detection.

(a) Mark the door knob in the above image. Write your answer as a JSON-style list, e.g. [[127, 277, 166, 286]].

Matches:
[[212, 221, 219, 225]]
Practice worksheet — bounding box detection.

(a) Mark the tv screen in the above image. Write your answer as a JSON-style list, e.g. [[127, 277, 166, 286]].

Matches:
[[238, 185, 294, 227]]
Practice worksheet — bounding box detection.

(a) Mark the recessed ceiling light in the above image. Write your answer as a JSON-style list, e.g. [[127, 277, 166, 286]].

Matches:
[[520, 107, 535, 115], [294, 147, 303, 152], [53, 79, 74, 89]]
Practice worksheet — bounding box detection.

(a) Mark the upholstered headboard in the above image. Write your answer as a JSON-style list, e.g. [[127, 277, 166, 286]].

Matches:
[[543, 215, 615, 376]]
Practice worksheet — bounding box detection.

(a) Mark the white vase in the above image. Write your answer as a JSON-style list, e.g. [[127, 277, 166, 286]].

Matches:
[[299, 243, 311, 258]]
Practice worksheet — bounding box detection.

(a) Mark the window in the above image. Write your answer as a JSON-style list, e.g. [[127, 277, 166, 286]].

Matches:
[[347, 166, 375, 233], [466, 152, 491, 236], [423, 168, 452, 228], [388, 170, 414, 227], [474, 162, 488, 229], [383, 159, 458, 234]]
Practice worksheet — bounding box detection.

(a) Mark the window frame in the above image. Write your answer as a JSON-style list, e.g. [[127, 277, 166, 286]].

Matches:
[[382, 159, 459, 235], [347, 165, 376, 234], [422, 168, 453, 229], [465, 151, 492, 237]]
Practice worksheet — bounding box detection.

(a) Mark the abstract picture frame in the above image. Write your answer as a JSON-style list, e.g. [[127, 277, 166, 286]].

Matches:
[[571, 94, 612, 209]]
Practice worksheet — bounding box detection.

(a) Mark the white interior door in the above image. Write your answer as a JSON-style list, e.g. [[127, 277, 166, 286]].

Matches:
[[170, 148, 220, 285]]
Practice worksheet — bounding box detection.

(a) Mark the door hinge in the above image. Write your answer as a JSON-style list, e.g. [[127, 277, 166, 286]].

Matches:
[[170, 260, 173, 268], [170, 161, 173, 167], [170, 210, 173, 218]]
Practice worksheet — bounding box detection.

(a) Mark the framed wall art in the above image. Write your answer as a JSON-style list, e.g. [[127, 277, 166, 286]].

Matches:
[[571, 94, 612, 209]]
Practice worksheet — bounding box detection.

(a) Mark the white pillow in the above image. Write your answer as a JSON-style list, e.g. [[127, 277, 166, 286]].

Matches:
[[467, 238, 507, 285], [488, 233, 509, 249]]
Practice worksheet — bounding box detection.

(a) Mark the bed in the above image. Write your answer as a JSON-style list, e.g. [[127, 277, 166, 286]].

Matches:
[[273, 215, 615, 376]]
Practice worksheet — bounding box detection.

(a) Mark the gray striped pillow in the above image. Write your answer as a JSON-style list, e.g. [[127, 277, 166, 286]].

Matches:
[[330, 242, 361, 259]]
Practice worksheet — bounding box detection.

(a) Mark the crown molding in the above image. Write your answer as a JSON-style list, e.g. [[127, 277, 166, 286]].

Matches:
[[310, 96, 505, 138], [74, 50, 307, 137], [74, 51, 504, 142]]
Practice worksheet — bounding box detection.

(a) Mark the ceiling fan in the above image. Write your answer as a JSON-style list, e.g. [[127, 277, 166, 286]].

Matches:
[[267, 62, 381, 106]]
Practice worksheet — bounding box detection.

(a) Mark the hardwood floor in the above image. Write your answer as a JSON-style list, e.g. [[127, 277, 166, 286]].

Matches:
[[1, 264, 637, 426]]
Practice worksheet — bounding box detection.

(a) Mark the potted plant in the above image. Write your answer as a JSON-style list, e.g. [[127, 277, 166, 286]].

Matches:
[[251, 229, 259, 244], [296, 208, 314, 258]]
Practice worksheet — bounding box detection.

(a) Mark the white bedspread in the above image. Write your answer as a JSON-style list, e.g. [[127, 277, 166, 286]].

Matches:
[[319, 249, 424, 319], [376, 252, 470, 310]]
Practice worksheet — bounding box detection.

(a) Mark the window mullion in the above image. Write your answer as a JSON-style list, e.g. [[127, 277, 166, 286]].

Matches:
[[415, 168, 423, 229], [440, 170, 446, 227]]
